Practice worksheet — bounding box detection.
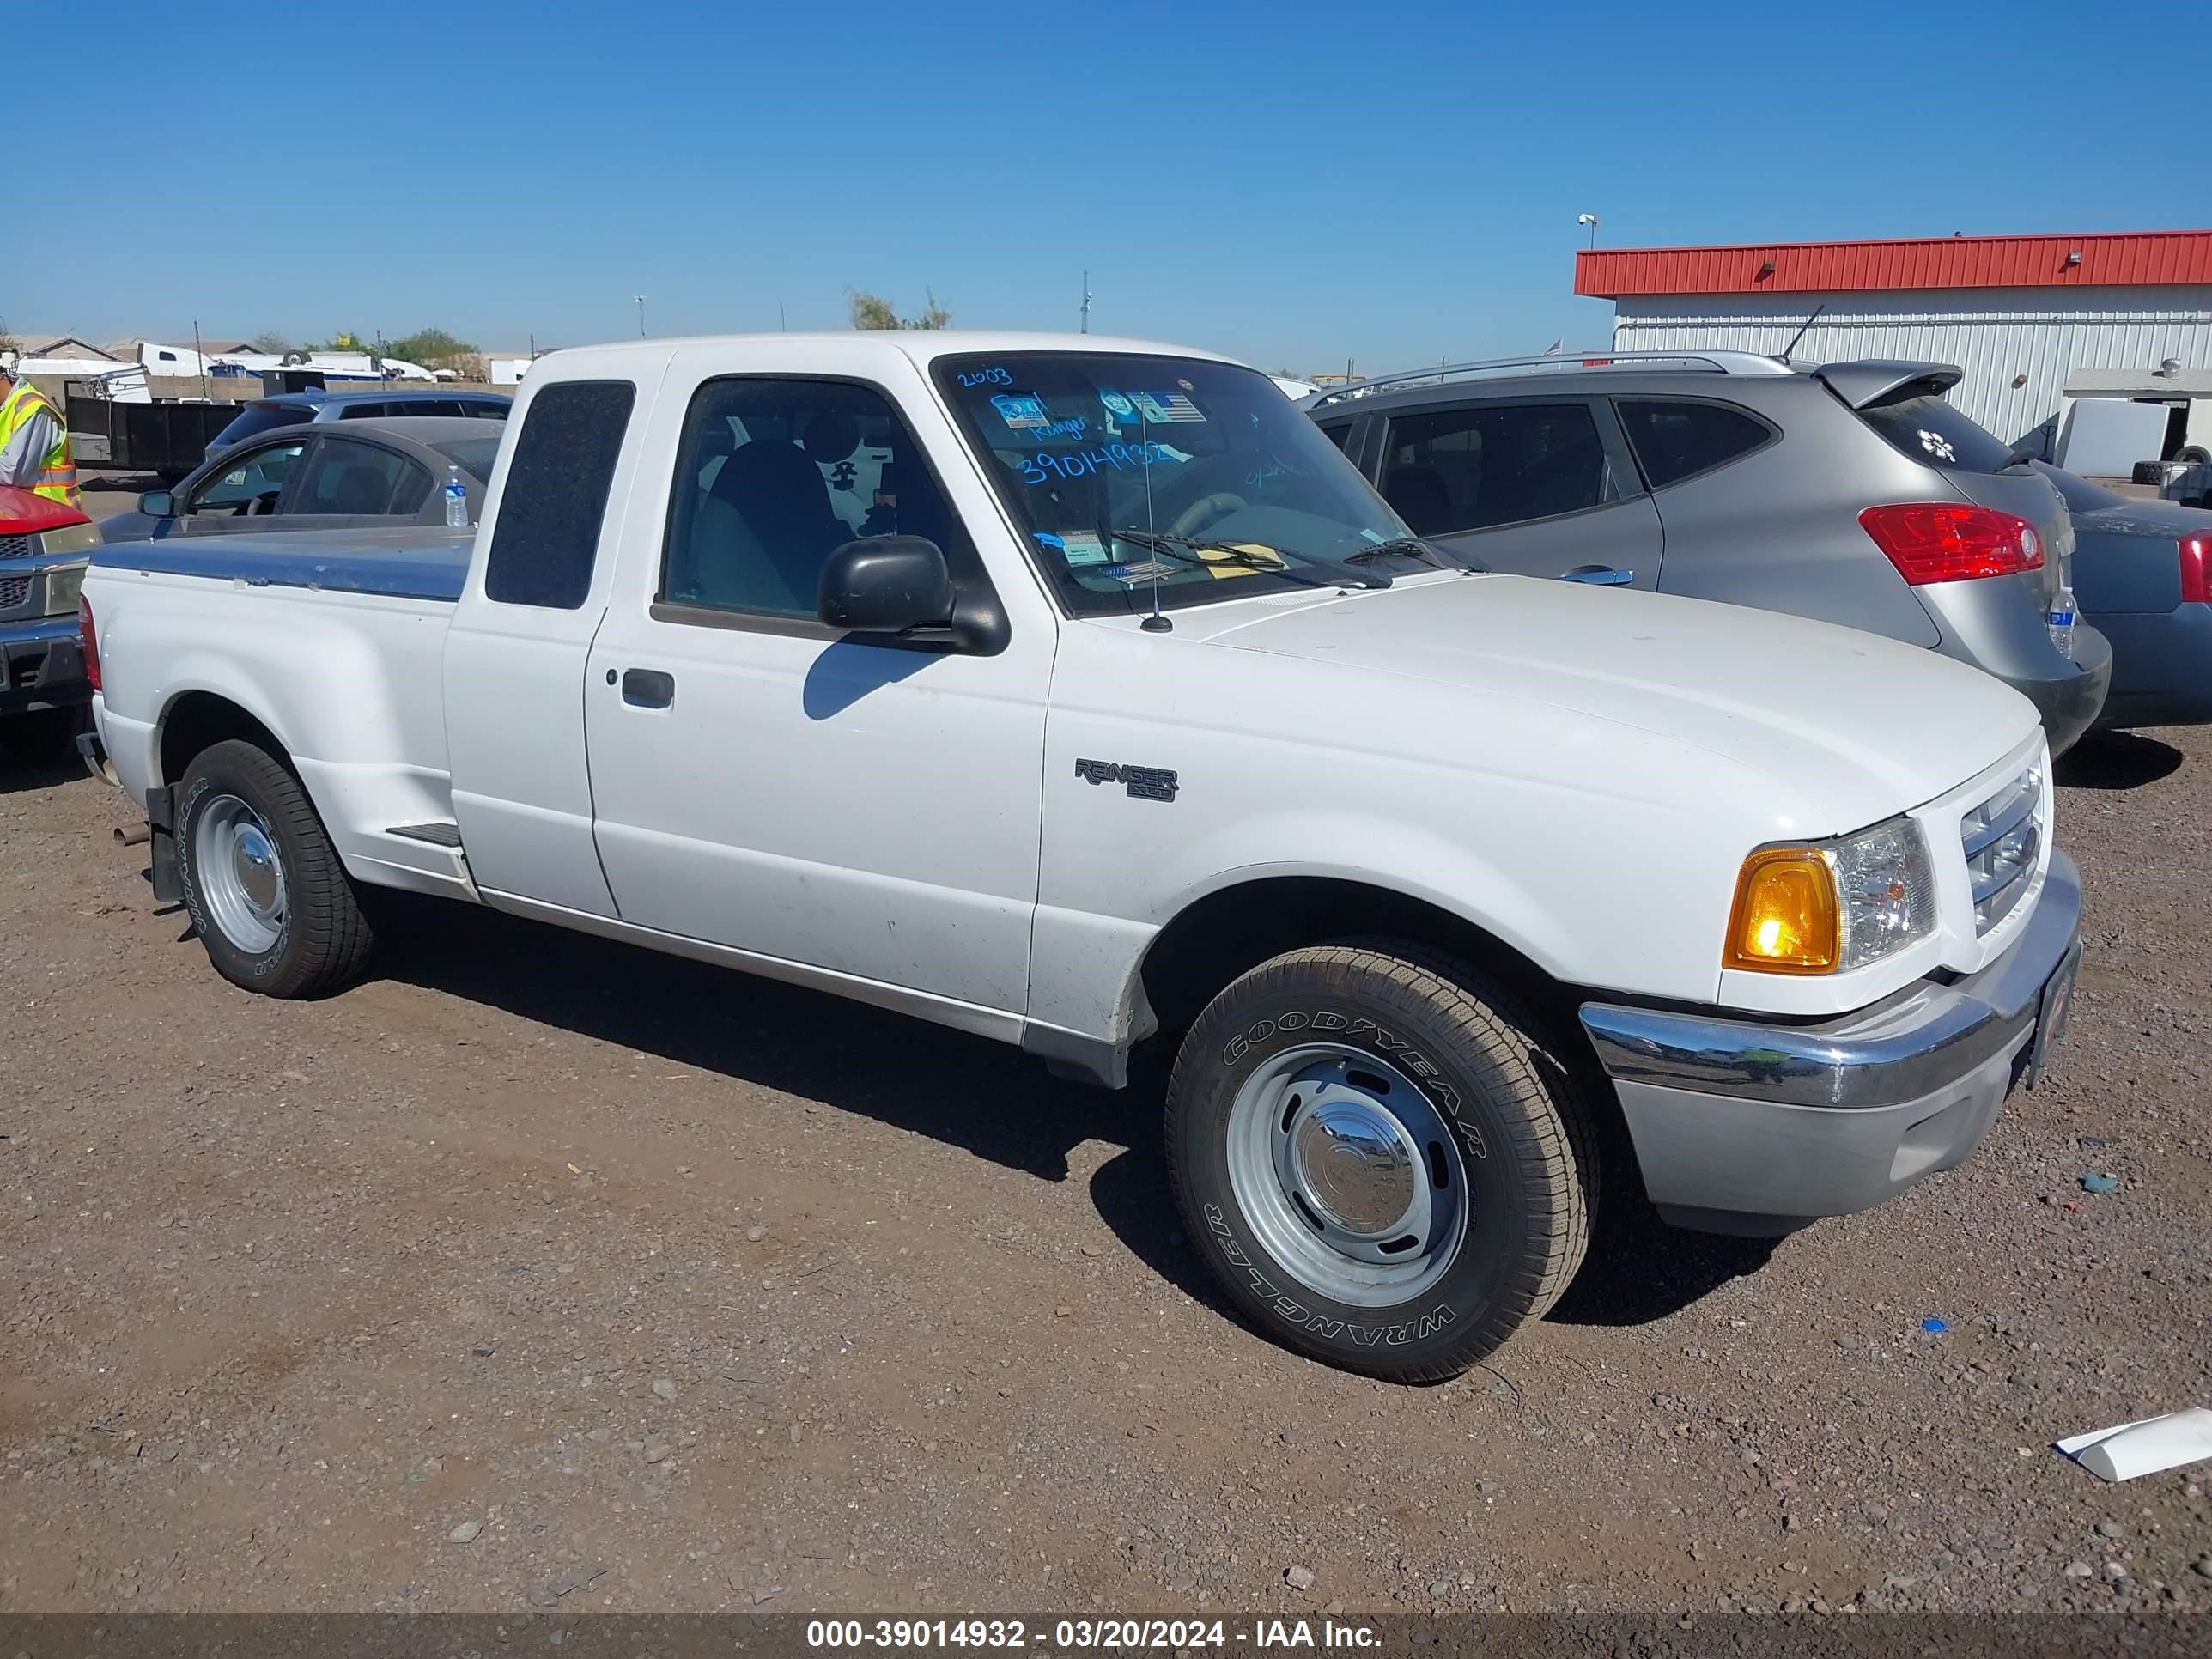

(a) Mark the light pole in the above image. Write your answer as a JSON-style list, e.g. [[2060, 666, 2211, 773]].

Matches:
[[635, 295, 647, 337], [1577, 212, 1599, 250], [1079, 271, 1092, 335]]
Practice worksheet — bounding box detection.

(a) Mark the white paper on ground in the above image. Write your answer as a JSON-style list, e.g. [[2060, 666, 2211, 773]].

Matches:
[[2054, 1408, 2212, 1481]]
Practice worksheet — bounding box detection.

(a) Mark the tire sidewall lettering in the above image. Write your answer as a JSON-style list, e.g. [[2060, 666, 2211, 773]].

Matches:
[[1219, 1006, 1488, 1162], [1201, 997, 1496, 1352]]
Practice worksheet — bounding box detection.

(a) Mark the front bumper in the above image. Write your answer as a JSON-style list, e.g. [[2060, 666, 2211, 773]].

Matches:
[[1579, 850, 2082, 1237], [2004, 624, 2112, 757], [2, 616, 91, 717]]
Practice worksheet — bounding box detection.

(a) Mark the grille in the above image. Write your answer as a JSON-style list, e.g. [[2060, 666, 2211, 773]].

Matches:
[[1960, 765, 2042, 935], [0, 574, 29, 612], [0, 533, 32, 560]]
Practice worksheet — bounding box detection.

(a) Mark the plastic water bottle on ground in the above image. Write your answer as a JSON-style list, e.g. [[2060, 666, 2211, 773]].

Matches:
[[443, 465, 470, 529]]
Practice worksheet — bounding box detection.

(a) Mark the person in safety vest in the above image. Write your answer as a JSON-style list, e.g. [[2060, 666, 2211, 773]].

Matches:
[[0, 356, 82, 507]]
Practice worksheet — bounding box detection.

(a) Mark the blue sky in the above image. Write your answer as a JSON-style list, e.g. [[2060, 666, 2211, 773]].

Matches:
[[23, 1, 2194, 378]]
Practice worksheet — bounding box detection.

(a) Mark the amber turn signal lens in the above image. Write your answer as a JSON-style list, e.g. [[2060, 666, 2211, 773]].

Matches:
[[1724, 848, 1839, 974]]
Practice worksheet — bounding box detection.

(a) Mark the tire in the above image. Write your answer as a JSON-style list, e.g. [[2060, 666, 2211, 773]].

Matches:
[[175, 738, 374, 998], [1165, 941, 1596, 1382]]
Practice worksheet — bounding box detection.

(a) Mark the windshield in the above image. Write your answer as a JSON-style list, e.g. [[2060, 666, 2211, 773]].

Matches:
[[934, 351, 1424, 616], [430, 435, 502, 481]]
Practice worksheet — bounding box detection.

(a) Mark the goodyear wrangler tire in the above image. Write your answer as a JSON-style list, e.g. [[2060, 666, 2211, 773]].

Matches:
[[1165, 941, 1596, 1382], [175, 739, 375, 1000]]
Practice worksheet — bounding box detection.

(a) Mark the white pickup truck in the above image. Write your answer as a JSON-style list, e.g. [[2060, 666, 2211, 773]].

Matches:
[[80, 331, 2081, 1382]]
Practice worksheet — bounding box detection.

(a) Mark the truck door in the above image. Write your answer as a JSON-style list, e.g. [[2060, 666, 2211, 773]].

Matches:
[[444, 372, 657, 917], [580, 354, 1051, 1018]]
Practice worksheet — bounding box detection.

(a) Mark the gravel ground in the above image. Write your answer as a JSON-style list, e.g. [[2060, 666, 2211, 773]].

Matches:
[[0, 724, 2206, 1616]]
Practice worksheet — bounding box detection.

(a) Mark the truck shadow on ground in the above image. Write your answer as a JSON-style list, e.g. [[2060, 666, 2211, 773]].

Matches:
[[0, 748, 86, 796], [372, 897, 1777, 1345]]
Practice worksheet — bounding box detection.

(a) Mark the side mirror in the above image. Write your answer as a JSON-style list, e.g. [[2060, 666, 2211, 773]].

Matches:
[[817, 536, 956, 635], [140, 489, 177, 518]]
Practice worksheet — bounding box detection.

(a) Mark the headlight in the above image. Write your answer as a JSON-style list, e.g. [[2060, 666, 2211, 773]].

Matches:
[[44, 561, 88, 617], [40, 520, 100, 556], [1725, 814, 1937, 975]]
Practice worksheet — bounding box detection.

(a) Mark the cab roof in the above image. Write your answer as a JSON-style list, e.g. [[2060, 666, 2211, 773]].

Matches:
[[526, 331, 1245, 378]]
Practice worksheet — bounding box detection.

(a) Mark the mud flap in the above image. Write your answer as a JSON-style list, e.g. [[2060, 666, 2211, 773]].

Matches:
[[145, 783, 182, 903]]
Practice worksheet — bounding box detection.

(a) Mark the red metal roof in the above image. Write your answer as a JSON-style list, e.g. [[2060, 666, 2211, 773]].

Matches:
[[1575, 230, 2212, 298]]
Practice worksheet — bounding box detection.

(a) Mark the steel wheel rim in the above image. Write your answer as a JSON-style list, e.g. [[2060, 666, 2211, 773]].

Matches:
[[193, 793, 287, 955], [1224, 1042, 1471, 1307]]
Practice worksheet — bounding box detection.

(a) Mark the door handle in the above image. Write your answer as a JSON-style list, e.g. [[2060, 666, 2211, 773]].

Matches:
[[621, 667, 676, 708], [1561, 565, 1634, 586]]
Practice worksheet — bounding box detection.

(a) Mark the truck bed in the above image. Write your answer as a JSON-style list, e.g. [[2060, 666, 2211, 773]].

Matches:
[[86, 524, 476, 904], [90, 525, 473, 602]]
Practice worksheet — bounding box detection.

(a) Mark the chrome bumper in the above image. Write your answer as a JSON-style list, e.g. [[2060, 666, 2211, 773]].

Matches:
[[1579, 851, 2082, 1234]]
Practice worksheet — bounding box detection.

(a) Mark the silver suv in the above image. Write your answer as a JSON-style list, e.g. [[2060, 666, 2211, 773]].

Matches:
[[1305, 352, 2111, 754]]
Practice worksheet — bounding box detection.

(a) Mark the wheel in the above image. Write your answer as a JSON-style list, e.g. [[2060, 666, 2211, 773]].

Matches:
[[2179, 446, 2211, 466], [174, 738, 374, 998], [1165, 941, 1596, 1382]]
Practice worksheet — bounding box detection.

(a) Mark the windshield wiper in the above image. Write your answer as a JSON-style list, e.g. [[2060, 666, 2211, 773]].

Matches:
[[1341, 537, 1470, 573], [1110, 528, 1390, 590]]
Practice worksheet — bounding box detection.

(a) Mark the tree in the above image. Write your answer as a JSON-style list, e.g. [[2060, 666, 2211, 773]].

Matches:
[[385, 327, 477, 368], [848, 289, 951, 331], [247, 331, 293, 354]]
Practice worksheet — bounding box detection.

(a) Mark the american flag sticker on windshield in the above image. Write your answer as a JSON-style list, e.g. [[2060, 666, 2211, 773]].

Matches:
[[1133, 391, 1206, 423]]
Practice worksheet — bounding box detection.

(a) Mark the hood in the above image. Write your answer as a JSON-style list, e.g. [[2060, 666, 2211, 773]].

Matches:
[[1182, 573, 2039, 833], [0, 483, 91, 533]]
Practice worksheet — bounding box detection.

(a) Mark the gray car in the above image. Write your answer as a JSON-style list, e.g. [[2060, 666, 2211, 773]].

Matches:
[[1306, 352, 2112, 755], [98, 418, 501, 544], [2034, 462, 2212, 730]]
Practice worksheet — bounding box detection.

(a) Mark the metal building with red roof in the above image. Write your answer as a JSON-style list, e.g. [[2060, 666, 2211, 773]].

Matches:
[[1573, 231, 2212, 454]]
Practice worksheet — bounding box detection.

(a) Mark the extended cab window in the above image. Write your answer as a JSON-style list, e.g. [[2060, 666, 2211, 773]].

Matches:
[[483, 379, 635, 608], [1382, 402, 1623, 535], [660, 378, 959, 620], [1616, 398, 1774, 489]]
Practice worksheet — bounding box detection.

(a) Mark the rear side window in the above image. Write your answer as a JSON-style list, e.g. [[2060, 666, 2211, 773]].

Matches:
[[468, 400, 512, 420], [431, 435, 502, 480], [337, 402, 389, 420], [483, 380, 635, 608], [1858, 392, 2014, 474], [1382, 401, 1623, 534], [1616, 399, 1772, 489], [1317, 422, 1355, 453], [293, 437, 422, 516]]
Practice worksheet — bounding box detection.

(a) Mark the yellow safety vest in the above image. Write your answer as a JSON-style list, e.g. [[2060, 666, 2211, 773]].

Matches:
[[0, 380, 81, 508]]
